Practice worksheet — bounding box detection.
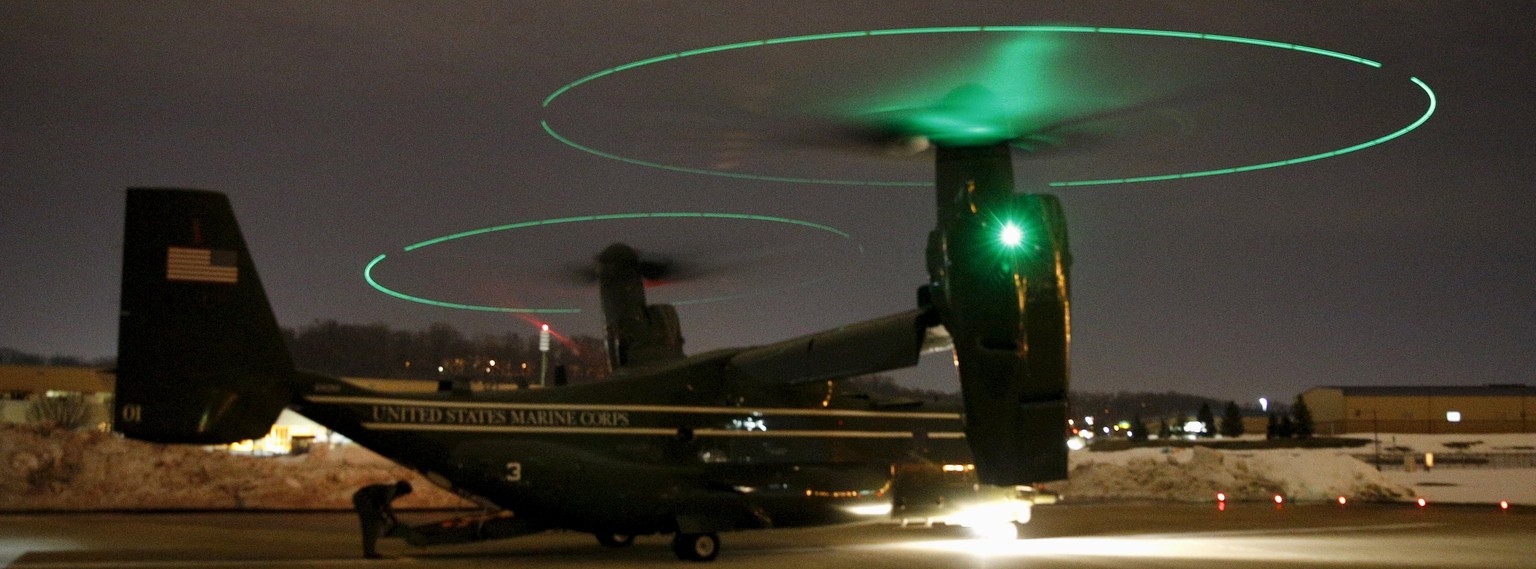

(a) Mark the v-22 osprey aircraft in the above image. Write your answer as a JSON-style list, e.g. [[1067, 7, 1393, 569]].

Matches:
[[114, 139, 1072, 561]]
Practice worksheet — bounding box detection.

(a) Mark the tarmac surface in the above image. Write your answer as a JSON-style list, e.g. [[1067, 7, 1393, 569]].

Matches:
[[3, 502, 1534, 568]]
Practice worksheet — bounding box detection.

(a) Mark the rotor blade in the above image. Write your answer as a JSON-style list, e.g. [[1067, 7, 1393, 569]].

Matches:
[[556, 242, 814, 288]]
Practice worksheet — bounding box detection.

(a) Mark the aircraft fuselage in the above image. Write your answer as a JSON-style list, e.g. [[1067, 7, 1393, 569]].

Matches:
[[289, 350, 970, 536]]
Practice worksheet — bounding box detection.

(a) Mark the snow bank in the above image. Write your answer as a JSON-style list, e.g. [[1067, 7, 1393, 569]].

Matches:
[[0, 424, 470, 511], [1051, 434, 1536, 505], [1046, 446, 1411, 503]]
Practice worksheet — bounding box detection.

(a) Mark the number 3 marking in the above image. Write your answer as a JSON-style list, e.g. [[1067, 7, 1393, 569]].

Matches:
[[505, 462, 522, 482]]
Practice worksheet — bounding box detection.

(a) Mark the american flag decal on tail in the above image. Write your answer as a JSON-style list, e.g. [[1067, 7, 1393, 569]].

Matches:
[[166, 246, 239, 284]]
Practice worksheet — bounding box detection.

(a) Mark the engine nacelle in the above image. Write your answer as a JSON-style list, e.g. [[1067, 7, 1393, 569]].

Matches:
[[927, 144, 1071, 486]]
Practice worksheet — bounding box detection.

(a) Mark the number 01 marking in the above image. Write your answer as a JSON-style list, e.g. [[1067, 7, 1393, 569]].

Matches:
[[505, 462, 522, 482], [121, 404, 143, 423]]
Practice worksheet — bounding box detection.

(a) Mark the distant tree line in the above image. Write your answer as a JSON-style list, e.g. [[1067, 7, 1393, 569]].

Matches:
[[281, 320, 612, 386], [0, 347, 113, 368], [1072, 390, 1226, 424], [2, 321, 612, 387], [840, 383, 1280, 442], [1265, 394, 1315, 440]]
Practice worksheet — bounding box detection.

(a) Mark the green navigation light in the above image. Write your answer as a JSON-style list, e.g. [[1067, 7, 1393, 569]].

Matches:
[[366, 213, 855, 313], [542, 26, 1433, 187], [1000, 223, 1024, 247]]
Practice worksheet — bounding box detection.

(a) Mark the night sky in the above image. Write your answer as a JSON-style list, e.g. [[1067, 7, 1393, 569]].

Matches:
[[3, 2, 1533, 402]]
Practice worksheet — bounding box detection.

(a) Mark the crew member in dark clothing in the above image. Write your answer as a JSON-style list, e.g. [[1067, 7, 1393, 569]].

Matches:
[[353, 480, 413, 559]]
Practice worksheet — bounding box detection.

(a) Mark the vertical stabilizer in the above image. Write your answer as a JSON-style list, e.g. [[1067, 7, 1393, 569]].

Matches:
[[115, 188, 297, 444]]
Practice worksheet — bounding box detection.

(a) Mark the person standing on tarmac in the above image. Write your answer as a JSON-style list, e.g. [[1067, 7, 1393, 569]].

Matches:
[[352, 480, 413, 559]]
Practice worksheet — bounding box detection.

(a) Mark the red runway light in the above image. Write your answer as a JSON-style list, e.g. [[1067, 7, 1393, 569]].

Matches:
[[1273, 494, 1284, 505], [1218, 502, 1227, 512], [1337, 496, 1348, 505], [1500, 500, 1510, 510], [1216, 492, 1227, 502], [1417, 498, 1427, 508]]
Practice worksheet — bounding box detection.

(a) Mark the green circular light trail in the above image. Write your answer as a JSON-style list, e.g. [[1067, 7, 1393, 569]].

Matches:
[[365, 254, 577, 314], [366, 212, 854, 313], [1049, 76, 1437, 186], [541, 26, 1434, 187]]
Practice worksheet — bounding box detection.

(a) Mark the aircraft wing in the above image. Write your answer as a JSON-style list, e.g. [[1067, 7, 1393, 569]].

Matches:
[[727, 308, 948, 385]]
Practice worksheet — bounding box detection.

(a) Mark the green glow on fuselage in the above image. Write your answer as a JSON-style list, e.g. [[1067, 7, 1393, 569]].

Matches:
[[541, 26, 1429, 187], [366, 213, 855, 313]]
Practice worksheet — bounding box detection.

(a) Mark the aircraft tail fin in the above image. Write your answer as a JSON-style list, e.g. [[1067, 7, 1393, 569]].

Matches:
[[114, 188, 299, 444]]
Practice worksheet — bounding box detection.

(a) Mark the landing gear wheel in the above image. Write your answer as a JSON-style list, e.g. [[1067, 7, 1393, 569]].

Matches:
[[671, 532, 719, 562], [595, 532, 635, 548]]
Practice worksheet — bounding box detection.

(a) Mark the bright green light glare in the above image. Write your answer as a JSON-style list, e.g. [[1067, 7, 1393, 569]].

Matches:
[[894, 110, 1014, 146], [368, 213, 856, 313], [541, 26, 1420, 187], [1000, 223, 1024, 247]]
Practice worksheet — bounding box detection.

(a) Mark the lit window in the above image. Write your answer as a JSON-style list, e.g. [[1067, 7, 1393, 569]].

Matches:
[[1445, 411, 1462, 423]]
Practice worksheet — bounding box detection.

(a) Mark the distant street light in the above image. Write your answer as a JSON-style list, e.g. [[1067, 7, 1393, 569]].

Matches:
[[539, 324, 551, 387]]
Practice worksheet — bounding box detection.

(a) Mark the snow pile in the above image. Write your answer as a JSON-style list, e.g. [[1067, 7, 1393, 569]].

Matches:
[[0, 424, 470, 511], [1048, 445, 1411, 503]]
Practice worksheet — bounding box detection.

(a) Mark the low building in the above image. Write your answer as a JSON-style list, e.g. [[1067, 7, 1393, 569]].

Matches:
[[0, 365, 115, 426], [1303, 385, 1536, 435]]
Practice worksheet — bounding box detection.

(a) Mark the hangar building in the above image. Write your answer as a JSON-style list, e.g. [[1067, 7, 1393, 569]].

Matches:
[[1302, 385, 1535, 435]]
